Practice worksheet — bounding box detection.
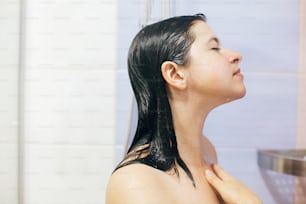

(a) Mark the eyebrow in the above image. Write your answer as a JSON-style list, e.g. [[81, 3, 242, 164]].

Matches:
[[207, 37, 220, 45]]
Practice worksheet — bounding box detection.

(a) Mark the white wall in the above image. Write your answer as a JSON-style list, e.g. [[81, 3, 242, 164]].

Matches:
[[0, 1, 20, 204], [20, 1, 117, 203], [0, 1, 117, 203]]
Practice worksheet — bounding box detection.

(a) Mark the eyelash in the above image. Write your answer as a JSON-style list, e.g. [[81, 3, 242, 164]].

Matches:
[[212, 47, 220, 51]]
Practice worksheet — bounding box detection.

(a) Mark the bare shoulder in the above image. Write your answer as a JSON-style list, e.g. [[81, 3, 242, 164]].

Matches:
[[106, 163, 173, 204]]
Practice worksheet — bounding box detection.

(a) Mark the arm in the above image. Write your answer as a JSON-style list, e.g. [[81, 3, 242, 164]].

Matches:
[[205, 164, 263, 204]]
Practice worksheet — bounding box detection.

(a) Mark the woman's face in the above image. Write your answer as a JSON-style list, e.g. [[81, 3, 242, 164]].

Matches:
[[184, 20, 246, 104]]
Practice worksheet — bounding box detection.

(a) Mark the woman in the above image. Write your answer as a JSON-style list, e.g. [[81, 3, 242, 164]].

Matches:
[[106, 14, 262, 204]]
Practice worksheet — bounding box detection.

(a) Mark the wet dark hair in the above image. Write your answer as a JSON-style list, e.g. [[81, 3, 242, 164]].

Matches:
[[115, 14, 206, 186]]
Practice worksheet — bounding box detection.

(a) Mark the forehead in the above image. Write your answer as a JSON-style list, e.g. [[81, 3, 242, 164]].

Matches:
[[190, 21, 217, 42]]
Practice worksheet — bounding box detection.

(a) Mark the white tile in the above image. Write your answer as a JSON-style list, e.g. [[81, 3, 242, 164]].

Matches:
[[0, 2, 20, 203], [23, 144, 114, 204], [0, 27, 19, 145], [21, 1, 118, 203], [0, 144, 18, 204]]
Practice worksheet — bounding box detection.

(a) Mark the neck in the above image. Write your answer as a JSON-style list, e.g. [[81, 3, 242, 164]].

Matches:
[[169, 95, 215, 170]]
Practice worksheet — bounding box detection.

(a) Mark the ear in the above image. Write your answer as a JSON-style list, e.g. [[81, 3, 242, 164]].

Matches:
[[161, 61, 186, 90]]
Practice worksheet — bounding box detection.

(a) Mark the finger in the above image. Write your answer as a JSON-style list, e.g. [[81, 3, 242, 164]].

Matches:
[[205, 169, 223, 190], [212, 164, 234, 181]]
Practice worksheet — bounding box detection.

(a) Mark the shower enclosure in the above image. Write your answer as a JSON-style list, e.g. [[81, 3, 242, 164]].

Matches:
[[1, 0, 305, 203]]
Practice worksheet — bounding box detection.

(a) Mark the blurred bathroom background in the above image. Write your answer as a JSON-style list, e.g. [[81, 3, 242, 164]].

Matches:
[[0, 0, 305, 203]]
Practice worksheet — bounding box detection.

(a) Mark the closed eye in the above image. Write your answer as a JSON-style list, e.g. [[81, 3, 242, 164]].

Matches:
[[211, 47, 220, 51]]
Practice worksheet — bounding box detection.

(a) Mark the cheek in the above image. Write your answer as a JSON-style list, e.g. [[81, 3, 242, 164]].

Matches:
[[188, 60, 221, 84], [187, 67, 220, 94], [211, 59, 232, 81], [187, 55, 231, 87]]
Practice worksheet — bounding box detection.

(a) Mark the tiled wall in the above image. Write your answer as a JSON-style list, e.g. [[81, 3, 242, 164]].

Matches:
[[0, 2, 20, 204], [20, 1, 117, 203], [116, 1, 301, 203]]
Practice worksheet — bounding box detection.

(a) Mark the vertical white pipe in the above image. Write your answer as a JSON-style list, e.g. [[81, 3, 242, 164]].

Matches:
[[18, 0, 26, 203]]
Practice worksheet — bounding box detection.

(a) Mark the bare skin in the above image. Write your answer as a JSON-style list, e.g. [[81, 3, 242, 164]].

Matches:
[[106, 136, 219, 204], [106, 21, 262, 204]]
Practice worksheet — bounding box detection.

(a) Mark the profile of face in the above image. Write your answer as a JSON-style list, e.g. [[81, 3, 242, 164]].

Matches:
[[169, 20, 246, 106]]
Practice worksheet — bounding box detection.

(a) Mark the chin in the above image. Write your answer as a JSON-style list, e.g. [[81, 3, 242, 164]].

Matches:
[[234, 84, 247, 99], [237, 88, 247, 99], [224, 88, 246, 104]]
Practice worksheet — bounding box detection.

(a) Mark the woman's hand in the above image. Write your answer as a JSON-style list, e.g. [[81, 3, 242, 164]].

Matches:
[[205, 164, 263, 204]]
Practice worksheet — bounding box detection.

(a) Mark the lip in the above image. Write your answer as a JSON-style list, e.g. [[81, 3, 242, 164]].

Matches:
[[233, 68, 243, 77]]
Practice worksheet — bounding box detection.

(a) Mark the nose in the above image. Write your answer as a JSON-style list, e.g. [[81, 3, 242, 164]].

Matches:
[[227, 50, 242, 64]]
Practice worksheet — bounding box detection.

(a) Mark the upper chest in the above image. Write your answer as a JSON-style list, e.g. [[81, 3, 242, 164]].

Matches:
[[157, 172, 220, 204]]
